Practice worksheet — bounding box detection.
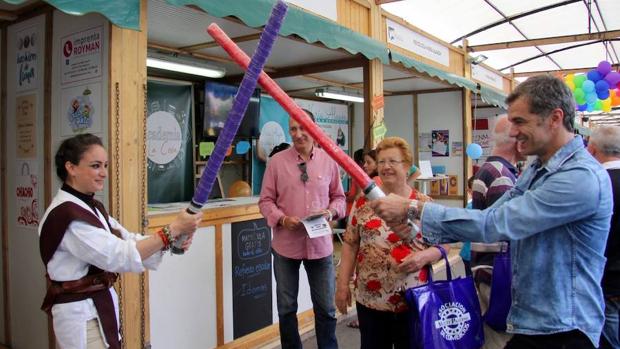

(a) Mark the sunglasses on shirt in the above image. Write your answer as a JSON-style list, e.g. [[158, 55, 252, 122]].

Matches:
[[298, 162, 309, 183]]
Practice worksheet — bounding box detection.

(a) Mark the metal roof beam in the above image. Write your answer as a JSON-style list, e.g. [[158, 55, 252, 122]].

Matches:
[[469, 30, 620, 52], [512, 64, 620, 77], [450, 0, 581, 44], [179, 33, 261, 52]]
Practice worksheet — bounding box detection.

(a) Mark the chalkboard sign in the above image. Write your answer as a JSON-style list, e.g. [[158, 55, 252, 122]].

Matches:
[[231, 218, 272, 338]]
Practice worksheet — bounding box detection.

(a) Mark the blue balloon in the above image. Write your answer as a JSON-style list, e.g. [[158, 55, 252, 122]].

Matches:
[[597, 89, 610, 100], [595, 79, 610, 92], [586, 103, 595, 112], [587, 70, 602, 82], [577, 103, 588, 111], [582, 80, 596, 93], [235, 140, 251, 154], [586, 92, 598, 105], [466, 143, 483, 160]]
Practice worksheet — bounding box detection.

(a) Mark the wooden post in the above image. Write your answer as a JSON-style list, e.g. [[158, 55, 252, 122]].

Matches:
[[108, 0, 148, 347], [462, 39, 473, 207], [364, 1, 384, 149]]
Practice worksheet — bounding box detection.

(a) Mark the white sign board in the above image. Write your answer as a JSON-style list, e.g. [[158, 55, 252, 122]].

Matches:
[[472, 64, 504, 91], [386, 18, 449, 67], [15, 25, 40, 92], [61, 26, 103, 85]]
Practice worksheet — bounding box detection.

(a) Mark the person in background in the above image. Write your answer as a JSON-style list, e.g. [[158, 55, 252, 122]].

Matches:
[[259, 110, 345, 349], [369, 75, 612, 349], [336, 137, 444, 349], [587, 125, 620, 349], [39, 134, 202, 349], [470, 114, 524, 349], [268, 142, 291, 159], [363, 149, 380, 182], [459, 176, 475, 276], [406, 163, 422, 187]]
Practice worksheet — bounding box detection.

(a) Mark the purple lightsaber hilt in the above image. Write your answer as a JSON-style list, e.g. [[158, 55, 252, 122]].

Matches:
[[172, 0, 288, 254]]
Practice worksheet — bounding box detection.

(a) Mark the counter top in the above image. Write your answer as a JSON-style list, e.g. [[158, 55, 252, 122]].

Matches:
[[147, 196, 262, 229]]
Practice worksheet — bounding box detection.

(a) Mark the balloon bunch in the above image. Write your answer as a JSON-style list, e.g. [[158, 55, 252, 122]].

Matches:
[[565, 60, 620, 113]]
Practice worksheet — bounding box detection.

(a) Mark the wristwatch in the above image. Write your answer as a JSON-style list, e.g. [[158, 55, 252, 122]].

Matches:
[[407, 199, 420, 221]]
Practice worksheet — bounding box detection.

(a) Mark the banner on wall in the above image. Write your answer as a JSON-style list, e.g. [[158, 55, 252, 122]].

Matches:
[[16, 93, 37, 158], [61, 26, 103, 85], [16, 25, 39, 92], [252, 97, 350, 195], [431, 130, 449, 157], [16, 160, 39, 228], [61, 83, 102, 135], [146, 80, 193, 204], [295, 98, 349, 152]]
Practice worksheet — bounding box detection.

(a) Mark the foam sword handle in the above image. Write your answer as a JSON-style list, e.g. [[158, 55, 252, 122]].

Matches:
[[207, 24, 420, 233], [171, 1, 289, 254]]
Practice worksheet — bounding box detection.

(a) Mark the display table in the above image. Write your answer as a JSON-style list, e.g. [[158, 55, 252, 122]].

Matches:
[[147, 197, 315, 348]]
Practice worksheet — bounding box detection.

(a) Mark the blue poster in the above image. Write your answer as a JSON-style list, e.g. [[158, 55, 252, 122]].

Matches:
[[252, 95, 291, 194]]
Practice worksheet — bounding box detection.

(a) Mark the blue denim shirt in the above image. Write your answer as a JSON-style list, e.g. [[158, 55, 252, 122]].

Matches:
[[421, 136, 612, 345]]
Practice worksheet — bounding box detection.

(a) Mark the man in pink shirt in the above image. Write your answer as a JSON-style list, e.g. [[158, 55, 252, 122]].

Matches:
[[259, 110, 345, 349]]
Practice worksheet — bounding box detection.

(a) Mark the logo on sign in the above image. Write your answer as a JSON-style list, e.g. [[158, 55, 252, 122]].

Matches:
[[434, 302, 471, 341]]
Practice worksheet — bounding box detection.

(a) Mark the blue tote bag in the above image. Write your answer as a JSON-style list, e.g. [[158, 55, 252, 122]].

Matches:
[[483, 248, 512, 331], [404, 245, 484, 349]]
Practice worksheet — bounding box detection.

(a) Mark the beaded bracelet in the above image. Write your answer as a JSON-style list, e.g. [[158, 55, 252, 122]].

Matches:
[[161, 224, 175, 248]]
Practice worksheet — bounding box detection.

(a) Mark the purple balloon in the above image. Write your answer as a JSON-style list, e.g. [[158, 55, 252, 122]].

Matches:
[[596, 79, 610, 92], [587, 70, 602, 82], [597, 89, 610, 100], [605, 72, 620, 86], [598, 60, 612, 76]]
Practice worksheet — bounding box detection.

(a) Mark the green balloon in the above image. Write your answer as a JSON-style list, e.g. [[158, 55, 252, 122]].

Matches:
[[595, 99, 603, 111], [573, 88, 585, 99], [573, 74, 587, 88]]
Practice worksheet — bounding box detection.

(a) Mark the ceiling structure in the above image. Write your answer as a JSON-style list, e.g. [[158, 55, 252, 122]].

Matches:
[[382, 0, 620, 125], [382, 0, 620, 78]]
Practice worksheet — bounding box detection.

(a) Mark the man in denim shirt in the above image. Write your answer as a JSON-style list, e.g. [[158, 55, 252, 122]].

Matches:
[[370, 75, 612, 349]]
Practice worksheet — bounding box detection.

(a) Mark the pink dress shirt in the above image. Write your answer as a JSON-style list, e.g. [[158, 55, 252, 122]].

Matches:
[[259, 146, 345, 259]]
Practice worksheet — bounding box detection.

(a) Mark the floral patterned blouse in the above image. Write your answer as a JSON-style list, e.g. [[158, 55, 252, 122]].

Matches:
[[344, 189, 429, 313]]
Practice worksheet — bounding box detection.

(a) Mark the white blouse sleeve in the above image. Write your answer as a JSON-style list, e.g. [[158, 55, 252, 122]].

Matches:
[[109, 217, 164, 270], [60, 219, 163, 273]]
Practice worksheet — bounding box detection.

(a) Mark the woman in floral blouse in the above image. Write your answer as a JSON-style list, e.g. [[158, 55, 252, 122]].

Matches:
[[335, 137, 447, 349]]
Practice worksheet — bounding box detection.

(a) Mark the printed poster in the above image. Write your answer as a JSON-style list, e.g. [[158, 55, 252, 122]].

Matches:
[[15, 25, 39, 92], [294, 98, 349, 152], [16, 160, 39, 228], [431, 130, 449, 157], [61, 83, 102, 135], [61, 26, 103, 85], [16, 94, 37, 158], [451, 141, 463, 156]]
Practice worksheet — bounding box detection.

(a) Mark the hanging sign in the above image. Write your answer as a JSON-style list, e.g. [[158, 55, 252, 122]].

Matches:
[[386, 18, 449, 67]]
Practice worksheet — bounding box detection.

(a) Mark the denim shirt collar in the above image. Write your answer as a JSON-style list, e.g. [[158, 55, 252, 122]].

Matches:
[[531, 135, 583, 174]]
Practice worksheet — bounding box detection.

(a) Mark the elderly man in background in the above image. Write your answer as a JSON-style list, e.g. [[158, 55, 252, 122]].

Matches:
[[587, 125, 620, 349]]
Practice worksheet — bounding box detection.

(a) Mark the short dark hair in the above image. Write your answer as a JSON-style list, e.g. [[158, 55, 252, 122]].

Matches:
[[353, 148, 364, 166], [505, 75, 575, 132], [268, 142, 291, 158], [55, 133, 103, 181]]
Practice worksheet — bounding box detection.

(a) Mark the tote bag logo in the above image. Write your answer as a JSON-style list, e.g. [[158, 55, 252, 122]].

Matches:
[[434, 302, 471, 340]]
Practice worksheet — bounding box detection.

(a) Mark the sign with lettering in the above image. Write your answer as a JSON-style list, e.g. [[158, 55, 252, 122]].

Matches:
[[231, 218, 272, 339], [386, 18, 449, 67], [61, 83, 102, 135], [15, 25, 39, 92], [16, 94, 37, 158], [61, 26, 103, 85], [146, 80, 193, 204], [472, 64, 504, 91], [16, 160, 39, 228]]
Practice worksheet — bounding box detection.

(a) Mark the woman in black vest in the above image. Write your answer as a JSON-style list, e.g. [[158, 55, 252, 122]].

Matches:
[[39, 134, 202, 348]]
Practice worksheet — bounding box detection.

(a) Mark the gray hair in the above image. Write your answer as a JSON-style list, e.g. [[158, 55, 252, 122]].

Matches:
[[505, 75, 575, 132], [492, 115, 513, 147], [590, 125, 620, 156]]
